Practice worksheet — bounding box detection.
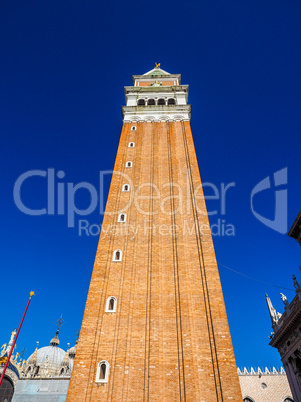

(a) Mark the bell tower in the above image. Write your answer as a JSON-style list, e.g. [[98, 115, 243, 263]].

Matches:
[[67, 65, 242, 401]]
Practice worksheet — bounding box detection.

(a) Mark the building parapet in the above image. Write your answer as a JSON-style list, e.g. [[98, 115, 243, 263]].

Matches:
[[237, 367, 286, 375]]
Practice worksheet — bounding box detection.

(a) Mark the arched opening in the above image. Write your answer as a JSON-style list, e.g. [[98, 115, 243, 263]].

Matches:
[[95, 360, 110, 383], [243, 398, 255, 402], [122, 184, 129, 192], [148, 99, 155, 105], [168, 98, 176, 105], [26, 366, 32, 378], [131, 126, 137, 131], [129, 142, 135, 148], [106, 296, 117, 312], [137, 99, 145, 106], [0, 376, 14, 402], [158, 98, 165, 105], [126, 161, 132, 167], [296, 356, 301, 372]]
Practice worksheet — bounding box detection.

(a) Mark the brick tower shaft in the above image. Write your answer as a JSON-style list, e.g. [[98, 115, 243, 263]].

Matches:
[[67, 67, 242, 401]]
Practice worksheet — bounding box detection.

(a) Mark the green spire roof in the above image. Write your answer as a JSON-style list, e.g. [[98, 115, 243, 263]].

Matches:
[[143, 67, 170, 76]]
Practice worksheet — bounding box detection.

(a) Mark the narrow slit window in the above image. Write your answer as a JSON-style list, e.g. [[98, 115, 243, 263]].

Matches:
[[106, 296, 117, 312], [122, 184, 130, 192], [100, 364, 106, 379], [118, 213, 126, 222], [128, 142, 135, 148], [126, 161, 132, 168], [95, 360, 110, 383], [131, 126, 137, 131], [113, 249, 122, 261]]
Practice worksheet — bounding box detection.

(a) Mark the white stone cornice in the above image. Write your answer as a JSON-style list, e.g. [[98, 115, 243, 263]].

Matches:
[[132, 73, 181, 86], [122, 105, 191, 123]]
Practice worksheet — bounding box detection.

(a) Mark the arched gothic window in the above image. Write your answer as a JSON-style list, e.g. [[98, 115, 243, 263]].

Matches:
[[118, 213, 126, 222], [148, 99, 155, 105], [122, 184, 130, 192], [168, 98, 176, 105], [95, 360, 109, 383], [128, 142, 135, 148], [105, 296, 117, 313], [113, 249, 122, 261], [137, 99, 145, 106], [158, 98, 165, 105]]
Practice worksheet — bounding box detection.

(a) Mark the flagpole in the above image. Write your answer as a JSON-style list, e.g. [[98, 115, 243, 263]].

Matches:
[[0, 291, 34, 387]]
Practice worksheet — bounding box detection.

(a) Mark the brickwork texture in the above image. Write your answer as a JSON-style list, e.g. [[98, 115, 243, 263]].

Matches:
[[67, 121, 242, 401]]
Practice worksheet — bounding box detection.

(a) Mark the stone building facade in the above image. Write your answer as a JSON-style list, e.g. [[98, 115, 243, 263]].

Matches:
[[1, 329, 78, 402], [0, 330, 25, 402], [238, 367, 293, 401], [288, 210, 301, 246], [266, 274, 301, 402]]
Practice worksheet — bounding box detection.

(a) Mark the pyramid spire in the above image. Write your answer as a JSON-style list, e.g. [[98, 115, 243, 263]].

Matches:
[[61, 343, 70, 367], [28, 342, 39, 364], [143, 63, 170, 76]]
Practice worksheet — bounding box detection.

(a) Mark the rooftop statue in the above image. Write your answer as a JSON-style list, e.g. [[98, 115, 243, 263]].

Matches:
[[280, 293, 289, 306], [292, 274, 301, 290]]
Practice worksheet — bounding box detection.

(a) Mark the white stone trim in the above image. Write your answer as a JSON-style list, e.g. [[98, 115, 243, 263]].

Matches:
[[95, 360, 110, 383], [123, 104, 191, 122], [105, 296, 117, 313], [283, 396, 294, 401], [123, 113, 190, 123], [0, 367, 19, 387], [242, 397, 255, 402]]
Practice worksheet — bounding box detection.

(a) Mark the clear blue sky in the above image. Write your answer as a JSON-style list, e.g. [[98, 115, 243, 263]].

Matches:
[[1, 0, 300, 369]]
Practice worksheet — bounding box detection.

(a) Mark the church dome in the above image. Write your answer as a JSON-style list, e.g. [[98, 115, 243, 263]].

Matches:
[[26, 331, 66, 376], [32, 345, 66, 367]]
